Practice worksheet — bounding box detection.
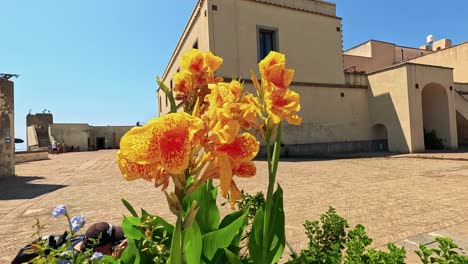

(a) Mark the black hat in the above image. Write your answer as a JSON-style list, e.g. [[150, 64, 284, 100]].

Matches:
[[81, 222, 125, 250]]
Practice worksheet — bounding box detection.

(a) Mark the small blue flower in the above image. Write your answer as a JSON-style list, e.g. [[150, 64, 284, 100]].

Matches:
[[90, 252, 103, 261], [52, 204, 67, 218], [70, 215, 86, 233]]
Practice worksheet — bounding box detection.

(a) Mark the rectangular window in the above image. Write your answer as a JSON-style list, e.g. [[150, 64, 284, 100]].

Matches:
[[258, 27, 278, 61], [159, 96, 162, 113]]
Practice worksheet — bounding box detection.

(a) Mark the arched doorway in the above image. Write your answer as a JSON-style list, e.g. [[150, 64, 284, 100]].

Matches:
[[422, 83, 450, 150], [371, 124, 388, 152]]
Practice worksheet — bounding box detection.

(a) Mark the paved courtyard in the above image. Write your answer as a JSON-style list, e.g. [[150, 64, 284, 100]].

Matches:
[[1, 150, 467, 263]]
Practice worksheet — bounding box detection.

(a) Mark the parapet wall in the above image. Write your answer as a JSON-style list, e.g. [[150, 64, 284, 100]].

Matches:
[[15, 150, 49, 164], [254, 0, 336, 17]]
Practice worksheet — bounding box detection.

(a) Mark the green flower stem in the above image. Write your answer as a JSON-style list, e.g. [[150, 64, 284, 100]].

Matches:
[[157, 77, 177, 113], [263, 124, 282, 261], [64, 212, 74, 237]]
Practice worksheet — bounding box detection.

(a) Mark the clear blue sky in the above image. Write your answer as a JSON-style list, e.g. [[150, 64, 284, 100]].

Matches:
[[1, 0, 466, 150]]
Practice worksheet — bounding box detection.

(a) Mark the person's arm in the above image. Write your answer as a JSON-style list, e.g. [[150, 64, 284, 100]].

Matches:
[[111, 239, 128, 258]]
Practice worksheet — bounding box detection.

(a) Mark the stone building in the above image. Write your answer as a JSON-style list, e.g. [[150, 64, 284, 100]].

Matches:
[[157, 0, 468, 155], [26, 113, 134, 151], [0, 76, 15, 178]]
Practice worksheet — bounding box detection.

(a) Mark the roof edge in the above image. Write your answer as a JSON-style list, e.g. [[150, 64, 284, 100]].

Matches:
[[161, 0, 204, 81], [367, 62, 454, 76]]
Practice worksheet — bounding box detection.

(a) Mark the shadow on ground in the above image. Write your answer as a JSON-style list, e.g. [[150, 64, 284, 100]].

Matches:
[[0, 176, 66, 200]]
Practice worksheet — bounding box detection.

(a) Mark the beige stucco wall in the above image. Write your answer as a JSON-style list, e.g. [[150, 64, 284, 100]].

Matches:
[[406, 64, 457, 151], [456, 112, 468, 145], [15, 150, 48, 164], [455, 90, 468, 121], [91, 126, 134, 149], [158, 0, 211, 116], [344, 41, 432, 73], [344, 41, 372, 57], [0, 79, 15, 178], [269, 84, 373, 144], [26, 126, 39, 149], [50, 124, 91, 151], [393, 46, 432, 64], [368, 66, 413, 153], [410, 43, 468, 83], [255, 0, 336, 17], [210, 0, 345, 85], [368, 64, 458, 152]]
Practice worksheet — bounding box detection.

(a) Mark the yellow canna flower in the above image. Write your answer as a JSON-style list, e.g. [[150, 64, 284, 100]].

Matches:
[[259, 52, 286, 79], [116, 151, 170, 189], [204, 51, 223, 72], [180, 49, 205, 74], [118, 112, 204, 175], [265, 63, 295, 92], [254, 51, 302, 126], [173, 70, 193, 100], [264, 87, 301, 125], [199, 133, 259, 205]]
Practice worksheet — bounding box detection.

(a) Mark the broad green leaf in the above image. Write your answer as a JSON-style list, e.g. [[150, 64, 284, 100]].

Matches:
[[202, 209, 248, 260], [219, 209, 249, 251], [121, 198, 138, 217], [169, 216, 184, 264], [119, 238, 138, 264], [249, 185, 285, 264], [184, 181, 220, 234], [224, 248, 242, 264], [270, 185, 286, 263], [122, 216, 143, 240], [183, 220, 202, 264], [249, 205, 265, 263]]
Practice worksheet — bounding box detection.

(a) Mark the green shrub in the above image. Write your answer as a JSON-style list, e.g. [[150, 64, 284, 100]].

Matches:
[[424, 129, 444, 150], [415, 236, 468, 264], [287, 207, 406, 264]]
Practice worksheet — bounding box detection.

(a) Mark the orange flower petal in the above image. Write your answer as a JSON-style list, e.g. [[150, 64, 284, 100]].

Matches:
[[151, 113, 204, 174], [234, 161, 256, 178], [119, 113, 203, 174], [211, 119, 240, 145], [216, 133, 259, 162], [119, 123, 156, 163], [267, 64, 294, 91], [217, 152, 232, 197], [259, 51, 286, 78], [173, 70, 193, 97], [117, 151, 155, 181], [180, 49, 205, 74], [265, 88, 301, 125], [229, 181, 242, 208], [204, 51, 223, 72], [287, 114, 302, 125]]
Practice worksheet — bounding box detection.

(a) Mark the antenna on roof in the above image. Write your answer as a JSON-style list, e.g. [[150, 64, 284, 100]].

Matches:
[[426, 35, 434, 44], [426, 35, 434, 50]]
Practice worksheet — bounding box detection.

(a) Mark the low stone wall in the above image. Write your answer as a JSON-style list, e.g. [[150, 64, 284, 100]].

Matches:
[[258, 140, 389, 158], [15, 150, 49, 164]]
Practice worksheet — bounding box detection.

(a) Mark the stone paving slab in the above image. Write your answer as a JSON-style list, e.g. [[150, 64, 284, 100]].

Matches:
[[0, 150, 467, 263]]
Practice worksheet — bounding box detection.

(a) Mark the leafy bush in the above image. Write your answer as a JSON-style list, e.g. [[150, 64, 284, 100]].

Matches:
[[287, 207, 406, 264], [424, 129, 444, 150], [416, 236, 468, 263]]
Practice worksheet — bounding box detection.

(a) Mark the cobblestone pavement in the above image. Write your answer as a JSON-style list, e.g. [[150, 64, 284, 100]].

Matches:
[[1, 150, 467, 263]]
